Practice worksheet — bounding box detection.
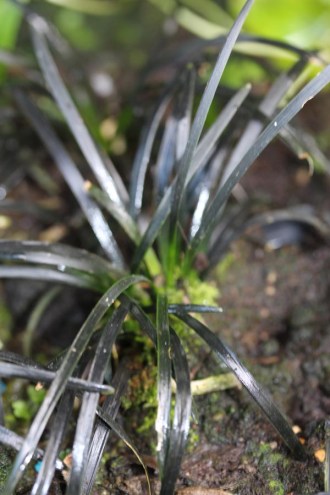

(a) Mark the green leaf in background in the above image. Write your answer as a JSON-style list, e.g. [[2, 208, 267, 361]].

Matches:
[[0, 0, 21, 50], [46, 0, 129, 15], [0, 0, 22, 82], [12, 386, 46, 421], [149, 0, 330, 64], [228, 0, 330, 51], [12, 401, 31, 421]]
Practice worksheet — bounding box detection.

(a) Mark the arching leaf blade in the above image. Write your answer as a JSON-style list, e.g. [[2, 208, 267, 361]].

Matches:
[[190, 63, 330, 258], [175, 311, 306, 460], [3, 275, 147, 493]]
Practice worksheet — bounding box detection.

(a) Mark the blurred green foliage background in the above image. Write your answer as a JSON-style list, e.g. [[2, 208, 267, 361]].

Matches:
[[1, 0, 330, 67], [0, 0, 329, 147]]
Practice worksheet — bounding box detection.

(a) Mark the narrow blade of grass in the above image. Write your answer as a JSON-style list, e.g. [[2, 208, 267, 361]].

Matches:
[[83, 365, 130, 494], [0, 350, 47, 368], [129, 87, 172, 218], [152, 70, 194, 207], [126, 300, 191, 493], [3, 275, 147, 493], [156, 294, 172, 478], [131, 84, 250, 271], [0, 240, 122, 280], [0, 362, 114, 395], [86, 183, 141, 244], [87, 183, 162, 277], [0, 266, 100, 290], [189, 63, 330, 258], [31, 392, 74, 495], [154, 114, 177, 203], [170, 0, 254, 228], [168, 304, 223, 314], [23, 287, 61, 356], [221, 58, 307, 185], [175, 310, 306, 460], [67, 304, 129, 494], [155, 32, 318, 71], [160, 328, 191, 495], [188, 83, 251, 238], [0, 426, 46, 463], [127, 297, 157, 343], [279, 123, 330, 175], [29, 17, 128, 206], [96, 412, 152, 495], [174, 66, 196, 161], [14, 91, 125, 267], [131, 186, 172, 272]]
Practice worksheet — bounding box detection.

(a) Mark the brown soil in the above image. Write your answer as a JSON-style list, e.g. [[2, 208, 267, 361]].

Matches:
[[1, 100, 330, 495], [101, 141, 330, 494]]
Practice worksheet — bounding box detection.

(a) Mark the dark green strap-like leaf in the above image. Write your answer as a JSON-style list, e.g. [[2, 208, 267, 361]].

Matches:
[[83, 366, 130, 495], [160, 329, 191, 495], [168, 304, 223, 314], [175, 311, 306, 460], [3, 275, 147, 494], [0, 425, 47, 464], [31, 392, 74, 495], [96, 412, 152, 495], [0, 350, 46, 369], [0, 240, 122, 280], [154, 32, 318, 71], [87, 183, 141, 244], [221, 58, 307, 185], [188, 83, 250, 193], [245, 206, 330, 249], [129, 87, 172, 218], [153, 67, 195, 207], [174, 67, 195, 161], [29, 16, 128, 206], [131, 84, 250, 271], [0, 362, 114, 395], [189, 63, 330, 257], [154, 114, 178, 203], [0, 266, 100, 290], [126, 299, 192, 494], [67, 304, 129, 495], [156, 294, 172, 478], [14, 91, 125, 267], [279, 123, 330, 175], [23, 286, 61, 356], [170, 0, 254, 228]]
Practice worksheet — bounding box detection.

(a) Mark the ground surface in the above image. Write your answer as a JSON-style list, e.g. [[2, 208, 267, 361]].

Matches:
[[85, 140, 330, 495], [1, 100, 330, 495]]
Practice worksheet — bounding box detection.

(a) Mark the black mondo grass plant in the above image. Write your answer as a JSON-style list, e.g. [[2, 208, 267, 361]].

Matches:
[[1, 0, 330, 493]]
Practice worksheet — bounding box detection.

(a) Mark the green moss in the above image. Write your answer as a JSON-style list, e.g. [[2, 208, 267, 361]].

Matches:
[[187, 427, 200, 452], [185, 272, 219, 307], [121, 365, 158, 432], [0, 447, 11, 488], [215, 252, 236, 281], [120, 268, 222, 436], [269, 479, 284, 495]]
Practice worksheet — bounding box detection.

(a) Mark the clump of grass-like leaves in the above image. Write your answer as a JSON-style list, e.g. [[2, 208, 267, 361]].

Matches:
[[1, 0, 330, 493]]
